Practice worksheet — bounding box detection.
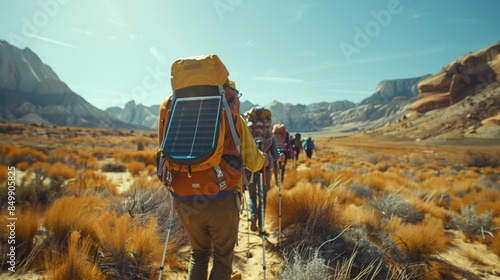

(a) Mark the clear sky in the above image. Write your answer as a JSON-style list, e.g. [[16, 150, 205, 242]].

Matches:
[[1, 0, 499, 110]]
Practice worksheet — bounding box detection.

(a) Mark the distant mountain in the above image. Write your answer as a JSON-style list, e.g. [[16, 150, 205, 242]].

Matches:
[[8, 36, 495, 140], [359, 42, 500, 140], [103, 40, 500, 138], [106, 101, 158, 130], [360, 76, 430, 105], [324, 75, 429, 131], [0, 40, 143, 130]]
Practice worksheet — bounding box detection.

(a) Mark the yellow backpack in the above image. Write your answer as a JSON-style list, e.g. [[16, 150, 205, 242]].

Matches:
[[156, 54, 242, 201]]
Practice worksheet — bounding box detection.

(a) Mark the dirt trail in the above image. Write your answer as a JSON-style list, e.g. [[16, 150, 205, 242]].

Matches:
[[231, 192, 283, 280]]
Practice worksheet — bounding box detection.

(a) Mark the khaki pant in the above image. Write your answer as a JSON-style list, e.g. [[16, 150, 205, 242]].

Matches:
[[175, 193, 240, 280]]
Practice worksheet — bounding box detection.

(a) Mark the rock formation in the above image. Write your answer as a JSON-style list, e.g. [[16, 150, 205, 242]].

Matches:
[[409, 42, 500, 112]]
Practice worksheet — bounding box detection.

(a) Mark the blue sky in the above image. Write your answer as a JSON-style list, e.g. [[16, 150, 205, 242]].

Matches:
[[2, 0, 499, 110]]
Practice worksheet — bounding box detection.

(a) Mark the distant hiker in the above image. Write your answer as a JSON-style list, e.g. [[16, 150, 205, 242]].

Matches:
[[244, 106, 281, 233], [272, 123, 292, 184], [156, 55, 266, 280], [302, 136, 315, 158], [292, 133, 302, 161]]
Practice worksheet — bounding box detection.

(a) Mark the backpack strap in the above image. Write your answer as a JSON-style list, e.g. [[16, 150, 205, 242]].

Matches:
[[214, 165, 227, 190], [220, 85, 241, 153]]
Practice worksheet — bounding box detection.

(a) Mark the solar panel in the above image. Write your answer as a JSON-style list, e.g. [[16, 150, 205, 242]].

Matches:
[[160, 96, 222, 165]]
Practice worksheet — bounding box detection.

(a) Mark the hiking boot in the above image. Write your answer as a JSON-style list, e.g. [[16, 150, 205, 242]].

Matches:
[[250, 217, 257, 232], [258, 228, 269, 237]]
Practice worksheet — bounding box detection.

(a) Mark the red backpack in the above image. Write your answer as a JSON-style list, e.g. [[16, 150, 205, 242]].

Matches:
[[273, 123, 292, 159]]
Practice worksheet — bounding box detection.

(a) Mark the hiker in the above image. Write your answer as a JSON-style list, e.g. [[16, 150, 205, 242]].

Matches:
[[272, 123, 293, 184], [302, 136, 315, 158], [292, 132, 302, 161], [244, 107, 281, 233], [177, 117, 267, 279], [156, 54, 267, 280]]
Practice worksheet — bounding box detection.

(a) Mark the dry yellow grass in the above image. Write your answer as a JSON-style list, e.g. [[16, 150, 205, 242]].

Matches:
[[47, 162, 77, 182], [266, 183, 347, 247], [450, 190, 500, 213], [43, 195, 109, 247], [45, 231, 107, 280], [67, 170, 118, 195], [0, 163, 8, 181], [491, 230, 500, 257], [352, 171, 415, 194], [94, 212, 131, 261], [391, 215, 451, 262], [2, 124, 499, 279], [128, 160, 146, 176]]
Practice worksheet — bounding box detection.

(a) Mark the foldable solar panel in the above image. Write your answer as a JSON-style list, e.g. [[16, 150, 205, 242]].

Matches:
[[160, 96, 222, 165]]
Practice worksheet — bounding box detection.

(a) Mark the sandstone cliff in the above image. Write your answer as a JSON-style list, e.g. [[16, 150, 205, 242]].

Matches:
[[410, 42, 500, 112]]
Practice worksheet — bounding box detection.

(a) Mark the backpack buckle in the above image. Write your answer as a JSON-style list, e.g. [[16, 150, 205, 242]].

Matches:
[[214, 165, 227, 190]]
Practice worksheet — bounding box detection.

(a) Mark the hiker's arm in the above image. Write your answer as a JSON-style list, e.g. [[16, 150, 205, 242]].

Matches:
[[268, 131, 281, 162], [240, 116, 265, 172], [270, 134, 285, 163]]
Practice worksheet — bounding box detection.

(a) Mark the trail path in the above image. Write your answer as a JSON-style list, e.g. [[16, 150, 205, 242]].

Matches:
[[231, 192, 283, 280]]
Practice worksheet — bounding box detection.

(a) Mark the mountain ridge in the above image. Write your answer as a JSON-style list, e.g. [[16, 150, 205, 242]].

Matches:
[[2, 39, 499, 139], [0, 40, 146, 130]]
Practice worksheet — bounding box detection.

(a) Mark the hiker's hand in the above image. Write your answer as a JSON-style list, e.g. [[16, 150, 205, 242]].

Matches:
[[264, 153, 270, 167], [279, 153, 285, 162]]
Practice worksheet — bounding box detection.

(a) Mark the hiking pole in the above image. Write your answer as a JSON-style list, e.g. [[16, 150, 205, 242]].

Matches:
[[243, 185, 252, 258], [158, 191, 174, 280], [277, 160, 282, 248], [256, 140, 267, 280]]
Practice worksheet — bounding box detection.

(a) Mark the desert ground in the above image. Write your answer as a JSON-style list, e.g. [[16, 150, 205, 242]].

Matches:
[[0, 122, 499, 279]]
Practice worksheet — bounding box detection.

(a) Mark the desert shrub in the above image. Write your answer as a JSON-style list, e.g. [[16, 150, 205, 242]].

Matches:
[[463, 150, 500, 168], [347, 182, 375, 199], [145, 164, 156, 176], [16, 161, 30, 171], [0, 168, 67, 206], [412, 199, 451, 223], [267, 182, 393, 278], [31, 161, 51, 185], [367, 153, 393, 165], [267, 184, 346, 249], [119, 184, 167, 220], [47, 162, 77, 188], [476, 174, 499, 190], [353, 171, 415, 193], [136, 141, 145, 151], [48, 147, 96, 169], [280, 246, 330, 280], [68, 170, 118, 196], [391, 216, 450, 263], [118, 151, 156, 166], [449, 205, 494, 241], [43, 195, 109, 248], [95, 213, 180, 279], [128, 218, 162, 271], [450, 190, 500, 213], [7, 146, 48, 166], [491, 229, 500, 257], [408, 153, 426, 168], [369, 193, 424, 224], [0, 207, 41, 271], [0, 163, 8, 181], [101, 162, 126, 172], [45, 231, 106, 280], [128, 160, 146, 176]]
